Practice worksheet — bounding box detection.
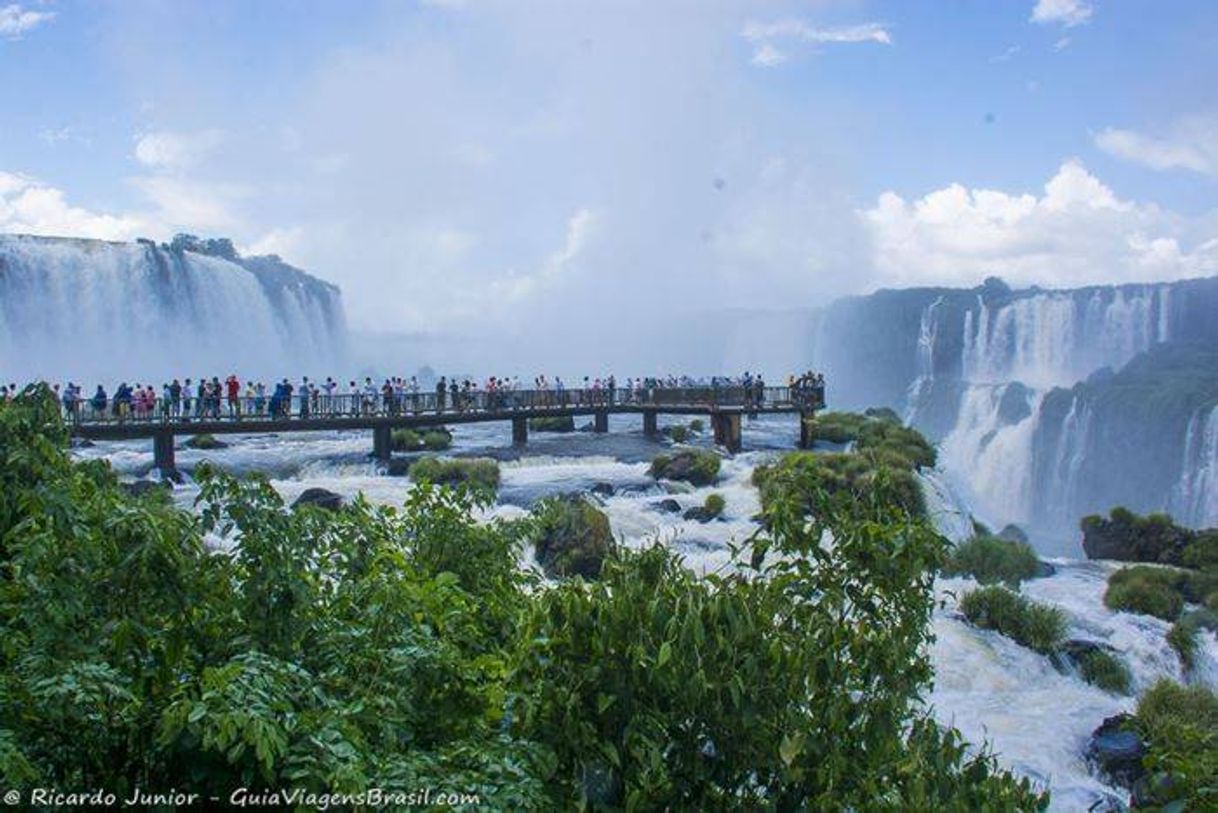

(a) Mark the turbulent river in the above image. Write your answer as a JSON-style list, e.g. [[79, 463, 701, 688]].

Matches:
[[76, 413, 1218, 811]]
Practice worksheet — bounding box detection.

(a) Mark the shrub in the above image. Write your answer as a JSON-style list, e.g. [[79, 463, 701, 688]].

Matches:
[[528, 416, 575, 432], [667, 425, 688, 443], [390, 427, 422, 451], [185, 433, 227, 450], [1167, 619, 1198, 671], [1182, 531, 1218, 570], [754, 450, 926, 518], [959, 586, 1066, 654], [1076, 649, 1132, 695], [422, 428, 453, 450], [649, 449, 720, 486], [410, 456, 499, 494], [943, 535, 1041, 586], [1104, 566, 1185, 621], [531, 495, 616, 579], [688, 419, 704, 433], [703, 492, 726, 519], [1133, 681, 1218, 808]]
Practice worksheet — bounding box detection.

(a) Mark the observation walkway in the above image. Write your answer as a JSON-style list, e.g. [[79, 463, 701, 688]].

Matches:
[[67, 384, 827, 474]]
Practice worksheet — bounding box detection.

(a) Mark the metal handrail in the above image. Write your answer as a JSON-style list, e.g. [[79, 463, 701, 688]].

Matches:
[[62, 384, 827, 426]]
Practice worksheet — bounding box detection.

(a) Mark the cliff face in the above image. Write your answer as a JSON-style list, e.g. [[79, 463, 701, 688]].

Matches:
[[0, 233, 347, 383], [799, 275, 1218, 534]]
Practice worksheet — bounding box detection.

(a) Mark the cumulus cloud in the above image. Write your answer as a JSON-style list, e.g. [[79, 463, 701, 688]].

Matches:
[[1030, 0, 1093, 28], [863, 160, 1218, 289], [741, 19, 890, 66], [1095, 114, 1218, 177], [0, 3, 54, 38], [0, 171, 148, 239]]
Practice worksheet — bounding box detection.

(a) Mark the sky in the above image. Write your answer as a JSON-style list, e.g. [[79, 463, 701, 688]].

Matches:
[[2, 0, 1218, 365]]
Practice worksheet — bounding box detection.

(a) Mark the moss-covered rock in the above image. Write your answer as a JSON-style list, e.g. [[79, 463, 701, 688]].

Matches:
[[1052, 641, 1132, 695], [649, 449, 720, 486], [959, 585, 1066, 655], [1081, 507, 1195, 564], [292, 487, 344, 511], [753, 450, 926, 518], [409, 457, 499, 494], [1104, 566, 1187, 621], [684, 492, 726, 523], [1130, 680, 1218, 808], [532, 494, 616, 579], [391, 426, 452, 452], [528, 415, 576, 432], [185, 434, 228, 450], [943, 534, 1042, 587]]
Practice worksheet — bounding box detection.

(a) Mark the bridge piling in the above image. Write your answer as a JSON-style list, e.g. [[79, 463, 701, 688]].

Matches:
[[153, 429, 176, 475], [594, 411, 609, 433], [642, 412, 658, 437], [372, 425, 392, 462], [512, 417, 528, 446], [799, 412, 815, 449], [711, 413, 742, 453]]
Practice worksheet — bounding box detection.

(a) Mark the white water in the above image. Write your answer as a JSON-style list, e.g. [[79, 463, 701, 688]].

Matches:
[[81, 415, 1218, 810], [0, 235, 345, 383], [1171, 405, 1218, 527], [929, 287, 1171, 532]]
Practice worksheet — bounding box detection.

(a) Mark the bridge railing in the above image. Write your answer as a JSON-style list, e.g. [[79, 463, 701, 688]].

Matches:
[[63, 384, 826, 426]]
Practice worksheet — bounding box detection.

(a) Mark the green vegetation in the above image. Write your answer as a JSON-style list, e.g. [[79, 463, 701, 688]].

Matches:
[[688, 418, 704, 433], [806, 410, 937, 469], [649, 448, 720, 486], [959, 586, 1066, 655], [1104, 566, 1187, 621], [1167, 619, 1199, 671], [531, 495, 616, 579], [666, 425, 688, 443], [1075, 649, 1132, 695], [943, 534, 1041, 587], [754, 451, 926, 518], [702, 492, 725, 519], [1133, 681, 1218, 809], [1082, 506, 1218, 571], [391, 425, 452, 452], [185, 433, 227, 450], [0, 387, 1045, 808], [528, 416, 575, 432], [410, 456, 500, 494]]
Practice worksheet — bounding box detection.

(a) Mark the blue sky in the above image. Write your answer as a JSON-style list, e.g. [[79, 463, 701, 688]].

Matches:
[[2, 0, 1217, 335]]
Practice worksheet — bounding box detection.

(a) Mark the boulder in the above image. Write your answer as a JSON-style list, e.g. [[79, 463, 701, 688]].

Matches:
[[590, 482, 616, 497], [70, 437, 95, 449], [161, 468, 186, 485], [384, 458, 411, 477], [683, 506, 717, 523], [1051, 639, 1115, 672], [186, 434, 229, 451], [292, 487, 344, 511], [529, 415, 576, 432], [123, 479, 170, 499], [652, 498, 683, 514], [997, 523, 1029, 544], [1081, 509, 1192, 564], [649, 449, 720, 486], [1034, 560, 1057, 579], [533, 495, 616, 579], [1085, 714, 1147, 790]]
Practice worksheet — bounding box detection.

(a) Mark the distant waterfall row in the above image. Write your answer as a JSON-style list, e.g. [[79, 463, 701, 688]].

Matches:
[[0, 235, 347, 385]]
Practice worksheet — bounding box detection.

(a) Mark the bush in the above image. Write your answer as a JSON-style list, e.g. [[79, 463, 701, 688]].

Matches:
[[1104, 566, 1185, 621], [667, 425, 688, 443], [528, 416, 575, 432], [703, 492, 726, 519], [390, 427, 422, 451], [422, 428, 453, 451], [754, 450, 926, 519], [1133, 681, 1218, 808], [688, 419, 704, 433], [531, 495, 616, 579], [1076, 649, 1132, 695], [410, 456, 499, 494], [943, 535, 1041, 587], [1167, 619, 1199, 671], [959, 586, 1066, 655], [649, 449, 720, 486], [185, 433, 227, 450]]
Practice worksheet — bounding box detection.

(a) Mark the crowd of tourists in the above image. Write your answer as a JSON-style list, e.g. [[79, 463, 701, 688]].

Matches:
[[1, 370, 826, 423]]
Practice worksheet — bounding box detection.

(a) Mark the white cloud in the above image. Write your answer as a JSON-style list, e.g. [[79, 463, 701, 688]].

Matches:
[[863, 160, 1218, 289], [742, 19, 890, 66], [1095, 115, 1218, 177], [0, 4, 54, 39], [1030, 0, 1093, 28], [133, 129, 225, 171], [491, 208, 595, 303], [1053, 36, 1072, 50], [128, 175, 248, 232], [750, 43, 787, 68], [990, 44, 1021, 64], [0, 171, 149, 240]]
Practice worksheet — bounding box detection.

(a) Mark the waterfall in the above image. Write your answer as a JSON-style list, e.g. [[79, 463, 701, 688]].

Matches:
[[0, 235, 347, 384], [1171, 405, 1218, 527], [1042, 396, 1094, 523], [903, 296, 943, 424]]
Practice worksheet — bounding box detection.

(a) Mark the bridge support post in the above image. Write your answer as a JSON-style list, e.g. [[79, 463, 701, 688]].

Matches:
[[373, 425, 392, 462], [594, 411, 609, 433], [642, 412, 658, 437], [712, 413, 742, 453], [799, 411, 816, 449], [512, 417, 528, 446], [153, 429, 176, 475]]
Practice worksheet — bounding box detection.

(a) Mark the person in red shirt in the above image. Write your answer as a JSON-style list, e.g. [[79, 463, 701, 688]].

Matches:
[[226, 374, 241, 418]]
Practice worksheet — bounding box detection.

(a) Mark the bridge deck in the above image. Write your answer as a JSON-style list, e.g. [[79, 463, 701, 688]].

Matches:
[[68, 386, 824, 440]]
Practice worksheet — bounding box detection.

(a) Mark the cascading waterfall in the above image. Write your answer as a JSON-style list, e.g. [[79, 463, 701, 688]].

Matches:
[[931, 285, 1171, 531], [903, 296, 942, 424], [0, 234, 346, 384], [1170, 405, 1218, 527]]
